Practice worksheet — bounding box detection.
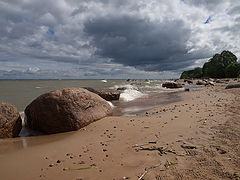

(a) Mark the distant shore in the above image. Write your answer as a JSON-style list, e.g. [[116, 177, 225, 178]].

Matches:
[[0, 81, 239, 179]]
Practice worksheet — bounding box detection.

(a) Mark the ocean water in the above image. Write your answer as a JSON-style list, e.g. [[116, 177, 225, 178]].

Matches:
[[0, 79, 184, 112], [0, 79, 185, 137]]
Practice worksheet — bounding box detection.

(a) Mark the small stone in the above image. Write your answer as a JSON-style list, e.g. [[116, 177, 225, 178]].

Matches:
[[56, 160, 61, 163], [63, 168, 69, 171], [48, 164, 54, 167]]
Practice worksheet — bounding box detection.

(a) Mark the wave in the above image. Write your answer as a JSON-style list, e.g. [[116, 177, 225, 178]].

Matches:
[[111, 84, 146, 102], [107, 101, 115, 108], [101, 79, 107, 83], [19, 111, 26, 125], [120, 89, 146, 102]]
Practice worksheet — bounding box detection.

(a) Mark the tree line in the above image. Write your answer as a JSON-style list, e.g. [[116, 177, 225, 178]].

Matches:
[[180, 51, 239, 79]]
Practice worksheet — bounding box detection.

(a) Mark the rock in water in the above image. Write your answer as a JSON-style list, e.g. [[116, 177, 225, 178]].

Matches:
[[84, 88, 120, 101], [225, 83, 240, 89], [0, 102, 22, 138], [162, 82, 183, 89], [25, 88, 112, 134]]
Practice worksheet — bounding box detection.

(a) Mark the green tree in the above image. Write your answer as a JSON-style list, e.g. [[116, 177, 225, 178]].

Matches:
[[202, 51, 238, 78], [180, 67, 203, 79], [225, 63, 240, 78], [180, 50, 238, 79], [221, 50, 237, 66]]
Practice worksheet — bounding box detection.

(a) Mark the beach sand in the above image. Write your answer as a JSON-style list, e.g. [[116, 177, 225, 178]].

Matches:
[[0, 84, 239, 180]]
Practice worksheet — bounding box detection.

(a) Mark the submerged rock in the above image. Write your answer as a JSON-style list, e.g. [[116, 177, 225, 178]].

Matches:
[[162, 82, 183, 89], [84, 88, 120, 101], [25, 88, 112, 134], [225, 83, 240, 89], [0, 102, 22, 138]]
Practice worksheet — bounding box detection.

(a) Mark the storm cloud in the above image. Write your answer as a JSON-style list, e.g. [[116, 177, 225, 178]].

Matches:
[[0, 0, 239, 79], [85, 16, 193, 71]]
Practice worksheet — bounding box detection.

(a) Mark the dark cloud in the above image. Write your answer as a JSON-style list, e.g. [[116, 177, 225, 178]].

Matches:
[[84, 15, 197, 71], [0, 0, 239, 79]]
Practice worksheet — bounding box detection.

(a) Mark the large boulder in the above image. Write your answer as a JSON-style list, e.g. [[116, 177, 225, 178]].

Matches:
[[225, 83, 240, 89], [84, 88, 120, 101], [25, 88, 112, 134], [0, 102, 22, 138], [162, 82, 183, 89]]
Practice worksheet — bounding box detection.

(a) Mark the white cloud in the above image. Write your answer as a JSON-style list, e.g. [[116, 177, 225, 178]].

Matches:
[[0, 0, 239, 79]]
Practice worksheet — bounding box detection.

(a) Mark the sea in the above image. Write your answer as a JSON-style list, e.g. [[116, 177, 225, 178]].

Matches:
[[0, 79, 192, 152], [0, 79, 187, 137]]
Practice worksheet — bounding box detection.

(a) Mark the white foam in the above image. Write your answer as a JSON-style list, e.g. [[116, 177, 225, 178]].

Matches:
[[20, 111, 26, 125], [111, 84, 138, 90], [120, 89, 145, 102], [110, 84, 145, 102], [107, 101, 115, 108], [101, 79, 107, 83]]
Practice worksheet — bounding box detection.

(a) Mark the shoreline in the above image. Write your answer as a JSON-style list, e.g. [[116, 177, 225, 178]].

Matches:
[[0, 84, 239, 179]]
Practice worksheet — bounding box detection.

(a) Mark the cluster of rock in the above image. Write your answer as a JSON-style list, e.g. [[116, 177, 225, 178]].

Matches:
[[0, 88, 120, 138], [179, 78, 240, 88], [161, 78, 240, 91]]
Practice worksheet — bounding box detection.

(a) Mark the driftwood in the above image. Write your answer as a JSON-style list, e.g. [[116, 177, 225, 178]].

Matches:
[[134, 145, 176, 155], [138, 164, 161, 180], [180, 145, 197, 149]]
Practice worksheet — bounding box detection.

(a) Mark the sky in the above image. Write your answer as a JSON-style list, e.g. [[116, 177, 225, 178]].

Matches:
[[0, 0, 239, 79]]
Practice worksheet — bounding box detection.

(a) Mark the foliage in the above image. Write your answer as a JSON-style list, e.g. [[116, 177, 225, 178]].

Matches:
[[202, 51, 237, 78], [180, 67, 203, 79], [225, 63, 240, 78], [180, 50, 238, 79]]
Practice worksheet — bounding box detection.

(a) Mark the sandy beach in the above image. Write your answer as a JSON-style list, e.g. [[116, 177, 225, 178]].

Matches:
[[0, 84, 239, 180]]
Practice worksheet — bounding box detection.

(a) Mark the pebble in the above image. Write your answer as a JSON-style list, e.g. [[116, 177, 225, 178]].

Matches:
[[63, 168, 69, 171]]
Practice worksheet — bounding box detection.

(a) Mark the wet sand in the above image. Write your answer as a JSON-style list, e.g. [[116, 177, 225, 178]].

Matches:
[[0, 84, 239, 180]]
